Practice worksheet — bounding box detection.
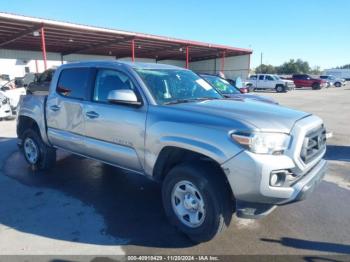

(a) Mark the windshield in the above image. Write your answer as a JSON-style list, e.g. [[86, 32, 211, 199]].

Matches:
[[273, 75, 281, 80], [201, 75, 240, 95], [135, 69, 223, 105]]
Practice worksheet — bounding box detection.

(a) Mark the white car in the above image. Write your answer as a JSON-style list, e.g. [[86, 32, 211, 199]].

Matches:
[[248, 74, 294, 92], [0, 92, 12, 120], [320, 75, 346, 87], [0, 80, 26, 114]]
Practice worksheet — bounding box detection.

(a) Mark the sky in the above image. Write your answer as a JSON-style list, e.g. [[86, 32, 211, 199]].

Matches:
[[1, 0, 349, 69]]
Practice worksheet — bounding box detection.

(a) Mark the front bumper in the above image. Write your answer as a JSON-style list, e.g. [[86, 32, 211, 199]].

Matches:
[[221, 151, 327, 218]]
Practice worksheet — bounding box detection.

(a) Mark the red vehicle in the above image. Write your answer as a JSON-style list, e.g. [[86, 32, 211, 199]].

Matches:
[[289, 74, 326, 90]]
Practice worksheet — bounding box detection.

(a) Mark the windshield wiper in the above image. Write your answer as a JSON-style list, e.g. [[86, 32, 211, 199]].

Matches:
[[163, 97, 219, 105], [163, 99, 195, 105]]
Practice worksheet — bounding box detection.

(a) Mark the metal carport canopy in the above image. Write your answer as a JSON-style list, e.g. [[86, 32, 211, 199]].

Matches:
[[0, 12, 252, 69]]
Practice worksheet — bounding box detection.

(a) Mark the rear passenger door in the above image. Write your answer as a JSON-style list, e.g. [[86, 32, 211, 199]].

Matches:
[[83, 68, 147, 172], [256, 74, 265, 88], [46, 67, 93, 154]]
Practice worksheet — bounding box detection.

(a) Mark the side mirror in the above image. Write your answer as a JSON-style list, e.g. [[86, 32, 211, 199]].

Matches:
[[107, 89, 141, 106]]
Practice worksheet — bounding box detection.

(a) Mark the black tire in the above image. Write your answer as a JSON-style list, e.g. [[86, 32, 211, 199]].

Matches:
[[275, 85, 285, 93], [162, 162, 233, 243], [22, 129, 56, 171], [334, 82, 341, 87], [312, 82, 321, 90]]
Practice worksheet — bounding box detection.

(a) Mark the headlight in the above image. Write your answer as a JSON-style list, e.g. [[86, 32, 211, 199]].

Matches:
[[231, 132, 291, 155]]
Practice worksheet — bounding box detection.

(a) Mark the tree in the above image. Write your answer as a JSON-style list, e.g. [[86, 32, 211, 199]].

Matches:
[[337, 64, 350, 69], [253, 59, 320, 75], [310, 66, 321, 75], [276, 59, 311, 74], [255, 64, 276, 74]]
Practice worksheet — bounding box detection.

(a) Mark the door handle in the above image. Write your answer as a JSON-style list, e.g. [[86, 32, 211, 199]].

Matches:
[[50, 105, 60, 111], [86, 111, 99, 119]]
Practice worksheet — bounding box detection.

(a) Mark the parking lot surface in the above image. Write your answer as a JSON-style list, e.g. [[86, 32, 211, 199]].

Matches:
[[0, 85, 349, 256]]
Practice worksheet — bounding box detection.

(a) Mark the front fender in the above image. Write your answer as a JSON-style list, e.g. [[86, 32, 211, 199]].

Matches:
[[144, 121, 243, 176]]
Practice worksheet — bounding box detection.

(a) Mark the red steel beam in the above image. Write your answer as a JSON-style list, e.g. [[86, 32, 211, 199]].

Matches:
[[186, 46, 189, 69], [40, 26, 47, 70], [221, 50, 226, 73], [131, 38, 135, 62]]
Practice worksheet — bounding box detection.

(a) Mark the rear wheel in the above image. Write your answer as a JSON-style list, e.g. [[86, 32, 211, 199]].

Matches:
[[162, 162, 233, 243], [334, 82, 341, 87], [22, 129, 56, 170]]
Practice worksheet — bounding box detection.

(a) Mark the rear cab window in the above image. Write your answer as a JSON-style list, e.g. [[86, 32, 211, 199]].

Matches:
[[56, 68, 91, 99]]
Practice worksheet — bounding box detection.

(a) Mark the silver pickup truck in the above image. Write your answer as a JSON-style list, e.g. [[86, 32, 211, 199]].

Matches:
[[17, 61, 327, 242]]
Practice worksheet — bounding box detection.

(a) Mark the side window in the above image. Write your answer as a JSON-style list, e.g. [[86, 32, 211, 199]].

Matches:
[[258, 75, 265, 80], [249, 75, 257, 80], [56, 68, 90, 99], [93, 69, 135, 103], [266, 75, 274, 81]]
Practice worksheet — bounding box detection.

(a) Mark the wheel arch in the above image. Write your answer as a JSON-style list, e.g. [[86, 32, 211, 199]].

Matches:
[[17, 116, 40, 139], [17, 115, 48, 146], [152, 146, 234, 198]]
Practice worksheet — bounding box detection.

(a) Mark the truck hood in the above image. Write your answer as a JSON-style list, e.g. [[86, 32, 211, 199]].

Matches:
[[171, 99, 310, 133], [225, 93, 278, 105]]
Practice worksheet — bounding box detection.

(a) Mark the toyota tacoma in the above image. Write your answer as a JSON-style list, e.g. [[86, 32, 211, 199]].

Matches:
[[17, 61, 327, 242]]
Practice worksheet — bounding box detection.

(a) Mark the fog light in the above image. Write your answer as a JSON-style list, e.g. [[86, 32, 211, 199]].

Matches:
[[270, 171, 286, 187]]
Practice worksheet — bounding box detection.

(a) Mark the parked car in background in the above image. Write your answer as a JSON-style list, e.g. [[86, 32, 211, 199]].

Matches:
[[17, 61, 327, 242], [15, 73, 36, 88], [320, 75, 346, 87], [323, 69, 350, 81], [26, 68, 56, 95], [248, 74, 292, 92], [273, 75, 295, 90], [0, 80, 26, 115], [200, 74, 277, 104], [0, 91, 12, 120], [288, 74, 326, 89]]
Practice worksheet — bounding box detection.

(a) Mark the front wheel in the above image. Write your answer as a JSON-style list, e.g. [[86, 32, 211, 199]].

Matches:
[[22, 129, 56, 170], [334, 82, 341, 87], [275, 85, 285, 93], [162, 162, 233, 243]]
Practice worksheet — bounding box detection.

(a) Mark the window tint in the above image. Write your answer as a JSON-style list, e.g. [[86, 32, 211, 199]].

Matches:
[[93, 69, 135, 102], [266, 75, 274, 80], [258, 75, 265, 80], [57, 68, 90, 99]]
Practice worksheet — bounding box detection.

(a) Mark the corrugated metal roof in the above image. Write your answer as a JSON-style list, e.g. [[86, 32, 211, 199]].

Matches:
[[0, 12, 252, 62]]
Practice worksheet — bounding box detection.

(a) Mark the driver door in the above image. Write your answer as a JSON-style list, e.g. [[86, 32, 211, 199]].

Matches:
[[83, 68, 147, 172]]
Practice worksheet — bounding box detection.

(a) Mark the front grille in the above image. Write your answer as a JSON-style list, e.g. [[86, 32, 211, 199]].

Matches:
[[300, 126, 326, 164]]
